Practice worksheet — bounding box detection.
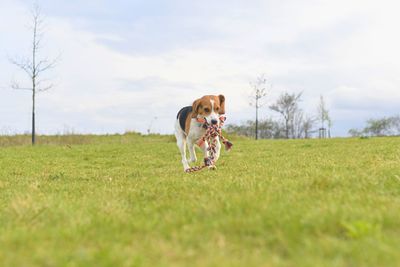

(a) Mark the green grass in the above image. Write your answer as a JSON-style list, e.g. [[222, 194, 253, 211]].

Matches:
[[0, 134, 399, 266]]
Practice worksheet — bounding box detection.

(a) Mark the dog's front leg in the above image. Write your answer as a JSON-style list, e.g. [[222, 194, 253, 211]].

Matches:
[[187, 139, 197, 163]]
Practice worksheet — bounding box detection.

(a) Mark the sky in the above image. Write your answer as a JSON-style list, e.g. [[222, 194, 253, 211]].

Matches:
[[0, 0, 399, 136]]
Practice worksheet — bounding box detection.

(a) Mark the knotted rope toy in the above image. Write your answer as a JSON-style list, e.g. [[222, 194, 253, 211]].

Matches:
[[185, 116, 233, 173]]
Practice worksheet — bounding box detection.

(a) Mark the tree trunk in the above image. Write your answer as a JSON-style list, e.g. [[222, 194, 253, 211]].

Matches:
[[9, 4, 55, 146], [255, 101, 258, 140], [32, 79, 36, 145], [285, 119, 289, 139], [32, 16, 37, 146]]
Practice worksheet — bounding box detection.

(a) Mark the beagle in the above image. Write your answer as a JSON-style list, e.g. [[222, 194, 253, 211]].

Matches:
[[175, 95, 226, 171]]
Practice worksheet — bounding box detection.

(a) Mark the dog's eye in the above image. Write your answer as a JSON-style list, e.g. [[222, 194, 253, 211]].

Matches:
[[204, 108, 210, 113]]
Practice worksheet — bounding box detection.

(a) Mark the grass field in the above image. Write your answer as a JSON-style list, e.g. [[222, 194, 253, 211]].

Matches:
[[0, 134, 399, 267]]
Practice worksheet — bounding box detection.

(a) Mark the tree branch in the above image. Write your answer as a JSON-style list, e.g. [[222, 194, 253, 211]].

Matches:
[[8, 56, 33, 77], [11, 81, 32, 91], [37, 83, 54, 93], [36, 54, 60, 73]]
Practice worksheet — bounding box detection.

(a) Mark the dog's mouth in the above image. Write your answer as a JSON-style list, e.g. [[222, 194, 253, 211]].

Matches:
[[204, 116, 220, 126]]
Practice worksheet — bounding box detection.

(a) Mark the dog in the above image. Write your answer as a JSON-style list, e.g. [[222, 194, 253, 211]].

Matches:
[[175, 95, 225, 171]]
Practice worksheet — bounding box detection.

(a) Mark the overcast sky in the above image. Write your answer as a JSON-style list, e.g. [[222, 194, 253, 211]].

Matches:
[[1, 0, 399, 136]]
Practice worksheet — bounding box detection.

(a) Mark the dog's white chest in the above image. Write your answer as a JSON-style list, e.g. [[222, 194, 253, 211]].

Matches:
[[188, 119, 206, 141]]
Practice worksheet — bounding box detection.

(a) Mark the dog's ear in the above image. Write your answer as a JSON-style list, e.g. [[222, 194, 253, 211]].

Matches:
[[218, 94, 225, 114], [192, 98, 202, 118]]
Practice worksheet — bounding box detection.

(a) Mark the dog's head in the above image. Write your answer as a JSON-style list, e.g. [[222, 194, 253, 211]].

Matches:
[[192, 95, 225, 125]]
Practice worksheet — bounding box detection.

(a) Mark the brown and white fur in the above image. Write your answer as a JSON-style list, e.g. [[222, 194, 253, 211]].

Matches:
[[175, 95, 225, 172]]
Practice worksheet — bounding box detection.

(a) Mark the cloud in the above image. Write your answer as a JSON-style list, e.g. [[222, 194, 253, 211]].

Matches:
[[1, 0, 400, 136]]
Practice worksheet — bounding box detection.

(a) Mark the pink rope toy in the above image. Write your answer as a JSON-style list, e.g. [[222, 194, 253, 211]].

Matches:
[[185, 116, 233, 173]]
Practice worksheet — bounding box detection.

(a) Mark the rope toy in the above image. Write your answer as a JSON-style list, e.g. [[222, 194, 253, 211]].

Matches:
[[185, 116, 233, 173]]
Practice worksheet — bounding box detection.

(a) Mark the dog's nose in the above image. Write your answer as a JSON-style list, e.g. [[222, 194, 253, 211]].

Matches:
[[211, 119, 218, 125]]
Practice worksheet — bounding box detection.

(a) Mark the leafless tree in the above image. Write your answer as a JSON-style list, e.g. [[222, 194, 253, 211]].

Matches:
[[317, 95, 332, 138], [317, 95, 328, 129], [289, 103, 317, 139], [249, 74, 269, 140], [302, 116, 318, 138], [327, 117, 333, 138], [9, 3, 58, 145], [147, 116, 158, 134], [270, 92, 302, 139], [292, 108, 304, 139]]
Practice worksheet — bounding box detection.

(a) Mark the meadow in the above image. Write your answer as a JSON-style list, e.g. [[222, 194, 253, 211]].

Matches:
[[0, 133, 399, 267]]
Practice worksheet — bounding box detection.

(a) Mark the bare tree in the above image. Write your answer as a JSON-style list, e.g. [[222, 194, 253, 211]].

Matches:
[[269, 92, 302, 139], [147, 116, 158, 134], [289, 103, 317, 139], [292, 108, 304, 139], [317, 95, 332, 138], [327, 117, 333, 138], [249, 74, 269, 140], [9, 3, 58, 145], [302, 116, 317, 139]]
